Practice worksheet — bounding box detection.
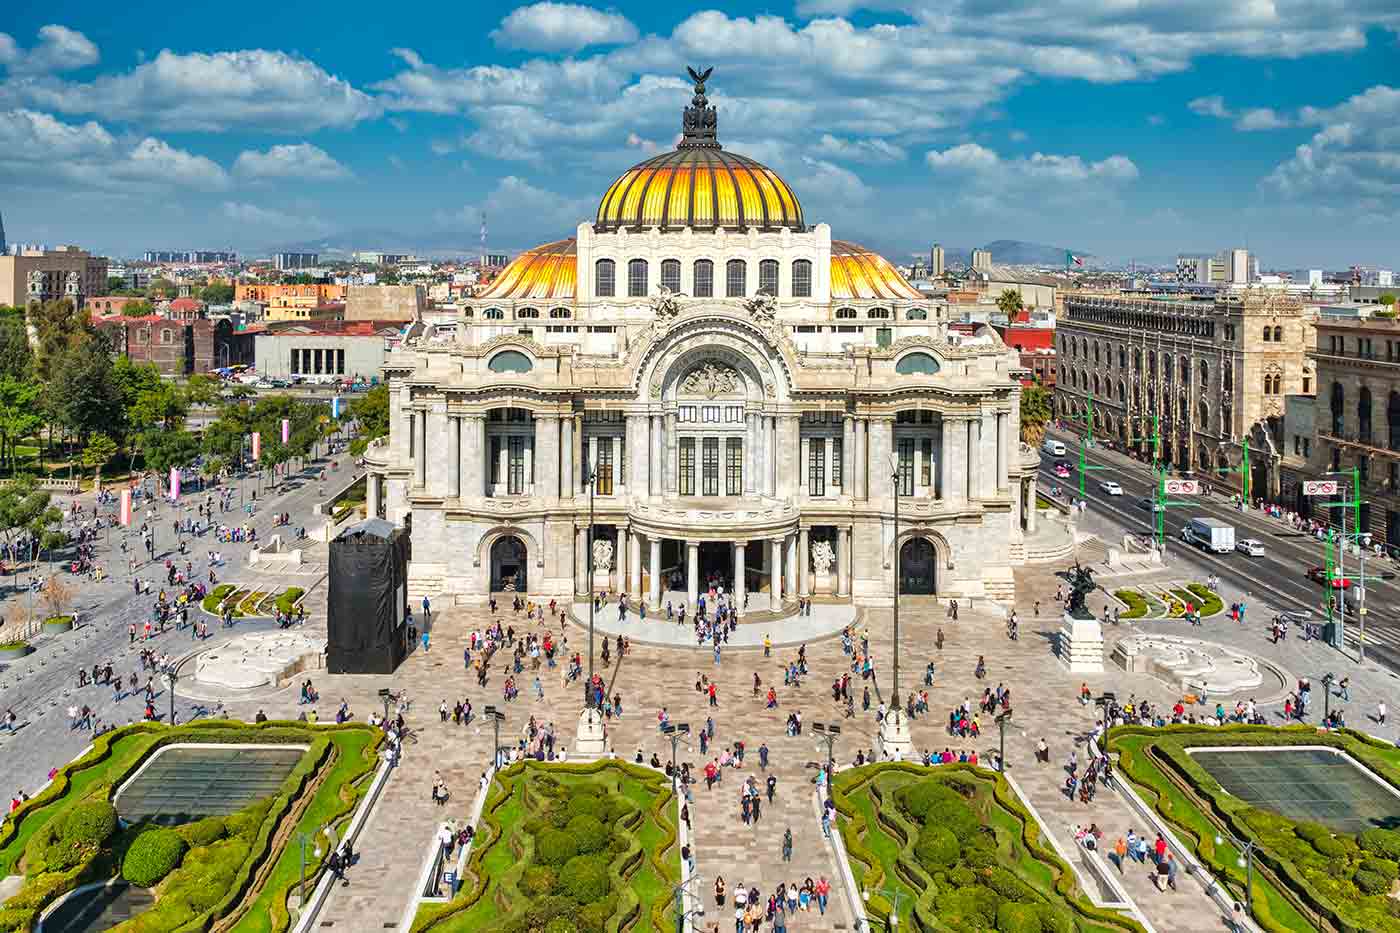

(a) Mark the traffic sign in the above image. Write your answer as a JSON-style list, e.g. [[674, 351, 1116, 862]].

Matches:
[[1304, 480, 1339, 496], [1163, 479, 1199, 495]]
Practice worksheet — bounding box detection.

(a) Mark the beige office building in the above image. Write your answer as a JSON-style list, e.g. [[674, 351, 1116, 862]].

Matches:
[[0, 246, 108, 308]]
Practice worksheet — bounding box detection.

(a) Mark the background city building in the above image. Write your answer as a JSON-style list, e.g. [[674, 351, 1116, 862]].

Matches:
[[0, 245, 108, 308]]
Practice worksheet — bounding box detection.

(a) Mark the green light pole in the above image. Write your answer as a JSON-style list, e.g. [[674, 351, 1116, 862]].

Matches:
[[1130, 414, 1168, 550], [1324, 466, 1375, 661], [1216, 439, 1253, 512], [1067, 395, 1108, 499]]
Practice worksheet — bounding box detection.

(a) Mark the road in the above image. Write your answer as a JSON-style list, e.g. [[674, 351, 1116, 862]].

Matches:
[[1040, 427, 1400, 673]]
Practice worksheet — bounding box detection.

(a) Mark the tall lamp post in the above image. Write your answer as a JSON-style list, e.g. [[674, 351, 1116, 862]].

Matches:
[[1320, 672, 1334, 722], [660, 722, 691, 783], [584, 468, 597, 709], [995, 709, 1013, 772], [484, 704, 506, 768], [1213, 830, 1259, 919], [878, 454, 909, 761], [812, 722, 842, 777], [862, 886, 907, 930], [165, 668, 178, 725]]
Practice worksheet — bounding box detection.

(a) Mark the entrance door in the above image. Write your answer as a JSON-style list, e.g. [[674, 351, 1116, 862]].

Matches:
[[490, 535, 528, 592], [698, 541, 732, 591], [899, 537, 936, 595]]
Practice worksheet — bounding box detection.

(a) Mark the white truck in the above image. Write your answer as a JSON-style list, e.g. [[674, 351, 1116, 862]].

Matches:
[[1181, 517, 1236, 554]]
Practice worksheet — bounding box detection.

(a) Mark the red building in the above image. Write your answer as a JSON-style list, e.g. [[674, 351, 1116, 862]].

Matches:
[[992, 313, 1056, 388], [96, 316, 253, 376]]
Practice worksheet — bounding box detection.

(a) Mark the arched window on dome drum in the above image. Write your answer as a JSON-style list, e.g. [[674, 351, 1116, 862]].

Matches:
[[693, 260, 714, 297], [905, 307, 927, 320], [660, 259, 681, 293], [758, 260, 779, 296], [488, 351, 533, 374], [627, 259, 648, 297], [483, 308, 504, 320], [867, 308, 890, 319], [895, 352, 940, 375], [726, 260, 747, 298], [549, 308, 571, 319], [835, 308, 857, 320], [791, 260, 812, 297], [516, 307, 539, 319], [595, 259, 615, 297], [461, 308, 474, 319]]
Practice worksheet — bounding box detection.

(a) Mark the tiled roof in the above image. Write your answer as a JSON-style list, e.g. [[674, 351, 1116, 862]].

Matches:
[[478, 239, 577, 301], [830, 241, 924, 301]]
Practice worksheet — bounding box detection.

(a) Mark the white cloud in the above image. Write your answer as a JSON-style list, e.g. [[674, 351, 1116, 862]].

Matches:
[[233, 143, 352, 181], [221, 201, 332, 237], [813, 133, 905, 163], [1188, 95, 1230, 119], [0, 25, 99, 74], [434, 176, 593, 248], [1190, 95, 1293, 130], [492, 3, 639, 52], [0, 49, 377, 131], [0, 108, 227, 192], [1265, 85, 1400, 205], [924, 142, 1137, 217]]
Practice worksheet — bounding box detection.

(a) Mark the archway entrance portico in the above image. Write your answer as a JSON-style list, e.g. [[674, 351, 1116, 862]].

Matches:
[[899, 537, 937, 594], [490, 535, 528, 593]]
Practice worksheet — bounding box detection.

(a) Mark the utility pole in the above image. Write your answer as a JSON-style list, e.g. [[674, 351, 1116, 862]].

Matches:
[[1216, 439, 1252, 511], [1325, 467, 1373, 661]]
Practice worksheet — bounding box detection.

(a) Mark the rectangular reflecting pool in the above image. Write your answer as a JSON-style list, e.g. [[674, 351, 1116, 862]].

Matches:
[[114, 744, 306, 825], [1191, 746, 1400, 834]]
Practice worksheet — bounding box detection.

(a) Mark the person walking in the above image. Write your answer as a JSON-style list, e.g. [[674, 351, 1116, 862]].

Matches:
[[1113, 836, 1127, 874], [782, 827, 793, 862], [1379, 701, 1388, 725]]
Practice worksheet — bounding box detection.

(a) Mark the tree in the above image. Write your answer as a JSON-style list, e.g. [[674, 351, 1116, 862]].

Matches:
[[0, 317, 33, 381], [349, 384, 388, 455], [0, 377, 42, 473], [185, 374, 221, 408], [120, 300, 156, 317], [1380, 293, 1397, 306], [51, 339, 124, 443], [81, 434, 118, 490], [40, 576, 73, 620], [140, 429, 201, 477], [199, 283, 235, 304], [996, 288, 1023, 319], [0, 476, 60, 573], [1019, 382, 1051, 447], [29, 298, 91, 384], [107, 276, 127, 293]]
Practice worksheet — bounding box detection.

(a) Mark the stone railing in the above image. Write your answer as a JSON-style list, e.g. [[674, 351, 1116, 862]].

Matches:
[[629, 497, 799, 527], [0, 478, 83, 494]]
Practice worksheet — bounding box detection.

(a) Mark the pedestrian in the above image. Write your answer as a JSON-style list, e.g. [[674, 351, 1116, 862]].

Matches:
[[782, 827, 792, 862], [422, 628, 431, 653], [1380, 701, 1388, 725], [1113, 836, 1127, 874]]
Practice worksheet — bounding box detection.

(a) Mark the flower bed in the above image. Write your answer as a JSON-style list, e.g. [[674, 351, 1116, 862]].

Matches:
[[834, 762, 1143, 932], [0, 721, 380, 933], [237, 591, 269, 617], [1114, 589, 1148, 620], [412, 760, 680, 933], [1108, 724, 1400, 932], [1185, 583, 1224, 618], [201, 584, 236, 614]]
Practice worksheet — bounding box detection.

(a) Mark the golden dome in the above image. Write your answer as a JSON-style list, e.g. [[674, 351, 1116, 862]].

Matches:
[[479, 239, 576, 300], [595, 66, 803, 232], [830, 241, 923, 301]]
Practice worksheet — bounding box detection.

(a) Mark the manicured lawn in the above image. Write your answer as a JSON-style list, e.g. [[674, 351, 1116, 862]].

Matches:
[[1114, 589, 1148, 619], [1110, 725, 1400, 932], [413, 760, 680, 933], [833, 763, 1143, 933]]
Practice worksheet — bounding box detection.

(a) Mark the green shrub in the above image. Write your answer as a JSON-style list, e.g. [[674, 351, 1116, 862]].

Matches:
[[996, 900, 1044, 933], [567, 814, 607, 854], [122, 827, 188, 886], [576, 897, 616, 932], [524, 894, 576, 928], [914, 825, 960, 871], [964, 840, 998, 870], [1360, 828, 1400, 860], [1115, 589, 1148, 619], [60, 800, 118, 846], [1035, 904, 1074, 933], [1362, 856, 1400, 883], [987, 867, 1036, 902], [523, 865, 558, 896], [1355, 868, 1390, 896], [274, 587, 304, 614], [178, 816, 227, 848], [1311, 834, 1347, 858], [560, 853, 610, 903], [544, 917, 580, 933], [567, 794, 604, 820], [536, 828, 579, 866], [949, 865, 977, 886]]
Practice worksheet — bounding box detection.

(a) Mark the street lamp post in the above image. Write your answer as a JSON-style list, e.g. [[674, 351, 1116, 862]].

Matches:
[[296, 828, 325, 910], [660, 722, 691, 784], [584, 468, 597, 710], [862, 886, 907, 930], [671, 875, 702, 933], [812, 722, 842, 777], [165, 668, 178, 725], [1323, 467, 1370, 659], [879, 455, 910, 761], [484, 705, 506, 768], [1214, 830, 1259, 919], [995, 709, 1013, 772], [1321, 672, 1334, 722]]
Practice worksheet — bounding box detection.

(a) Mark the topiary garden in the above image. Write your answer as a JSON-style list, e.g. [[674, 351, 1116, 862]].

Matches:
[[834, 763, 1144, 932], [413, 760, 680, 932], [1110, 723, 1400, 932]]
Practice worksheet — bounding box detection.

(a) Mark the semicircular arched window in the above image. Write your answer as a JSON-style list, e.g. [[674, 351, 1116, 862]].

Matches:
[[488, 350, 533, 374], [895, 352, 941, 375], [905, 307, 928, 320]]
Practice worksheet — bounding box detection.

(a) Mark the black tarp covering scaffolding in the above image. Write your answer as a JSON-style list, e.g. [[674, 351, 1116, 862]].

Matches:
[[327, 518, 409, 674]]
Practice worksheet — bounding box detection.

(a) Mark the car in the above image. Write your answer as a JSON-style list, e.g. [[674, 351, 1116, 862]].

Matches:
[[1099, 481, 1123, 496], [1236, 538, 1265, 557], [1054, 464, 1071, 478], [1306, 566, 1352, 588], [1136, 496, 1164, 513]]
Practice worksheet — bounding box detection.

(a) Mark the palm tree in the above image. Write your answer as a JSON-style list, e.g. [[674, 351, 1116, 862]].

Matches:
[[996, 288, 1023, 319], [1020, 383, 1051, 447]]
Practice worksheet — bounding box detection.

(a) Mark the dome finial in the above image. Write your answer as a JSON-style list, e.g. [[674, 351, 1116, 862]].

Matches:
[[680, 66, 720, 149]]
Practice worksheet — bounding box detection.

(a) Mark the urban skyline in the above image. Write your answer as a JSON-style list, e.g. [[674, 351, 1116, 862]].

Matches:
[[1, 2, 1398, 266]]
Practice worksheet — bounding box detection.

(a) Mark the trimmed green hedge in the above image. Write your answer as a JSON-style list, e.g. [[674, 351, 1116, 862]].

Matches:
[[274, 587, 304, 615], [1114, 589, 1148, 619], [1185, 583, 1224, 617], [201, 583, 236, 614], [1109, 724, 1400, 932], [122, 827, 187, 886]]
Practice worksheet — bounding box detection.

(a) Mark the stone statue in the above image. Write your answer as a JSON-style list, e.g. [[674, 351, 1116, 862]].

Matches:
[[680, 361, 741, 398], [743, 292, 778, 322], [1065, 560, 1097, 618], [592, 538, 614, 574], [651, 286, 682, 322], [811, 540, 835, 576]]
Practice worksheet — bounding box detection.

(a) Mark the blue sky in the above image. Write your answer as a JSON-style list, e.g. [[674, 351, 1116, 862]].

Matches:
[[3, 1, 1398, 267]]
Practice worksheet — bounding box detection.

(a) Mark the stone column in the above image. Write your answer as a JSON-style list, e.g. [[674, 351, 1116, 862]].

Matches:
[[665, 413, 678, 495], [649, 537, 662, 608], [650, 415, 663, 496], [769, 538, 783, 611], [1026, 479, 1038, 534], [798, 435, 809, 495], [537, 415, 560, 499], [854, 417, 867, 499], [414, 409, 427, 487], [449, 415, 461, 499], [628, 415, 648, 497], [968, 418, 982, 499], [996, 412, 1009, 490], [823, 437, 835, 498], [619, 526, 630, 596], [837, 526, 851, 597], [766, 416, 778, 496], [629, 531, 642, 598], [734, 542, 746, 614], [778, 417, 800, 497], [560, 414, 575, 499], [868, 417, 893, 502], [474, 416, 488, 496], [943, 417, 966, 505], [367, 473, 382, 518], [744, 413, 758, 496], [686, 541, 699, 608], [799, 527, 811, 597], [785, 532, 798, 597], [842, 415, 854, 496], [575, 525, 588, 596]]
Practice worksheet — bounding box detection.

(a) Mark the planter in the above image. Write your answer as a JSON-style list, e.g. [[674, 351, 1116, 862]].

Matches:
[[43, 615, 74, 634], [0, 642, 31, 660]]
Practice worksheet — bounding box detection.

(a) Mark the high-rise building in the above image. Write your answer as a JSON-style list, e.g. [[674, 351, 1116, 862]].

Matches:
[[0, 210, 6, 256], [143, 250, 237, 263], [0, 245, 108, 307], [1227, 248, 1252, 285], [274, 252, 319, 271], [970, 248, 992, 272], [931, 244, 945, 277]]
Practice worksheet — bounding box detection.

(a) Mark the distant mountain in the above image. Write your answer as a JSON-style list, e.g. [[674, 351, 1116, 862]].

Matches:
[[978, 239, 1098, 267]]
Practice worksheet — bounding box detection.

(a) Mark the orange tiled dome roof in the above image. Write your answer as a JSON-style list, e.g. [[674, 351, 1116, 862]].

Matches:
[[830, 241, 923, 301], [478, 239, 576, 300], [595, 148, 804, 232]]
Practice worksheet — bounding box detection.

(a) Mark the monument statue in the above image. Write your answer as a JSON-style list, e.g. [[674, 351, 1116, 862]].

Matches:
[[811, 540, 835, 576], [1065, 560, 1097, 618], [651, 286, 683, 322], [680, 361, 741, 398], [592, 538, 614, 574], [743, 292, 778, 322]]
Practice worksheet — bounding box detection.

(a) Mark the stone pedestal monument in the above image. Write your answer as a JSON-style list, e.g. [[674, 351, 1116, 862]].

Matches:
[[1056, 561, 1105, 673], [876, 708, 912, 761], [575, 706, 608, 758]]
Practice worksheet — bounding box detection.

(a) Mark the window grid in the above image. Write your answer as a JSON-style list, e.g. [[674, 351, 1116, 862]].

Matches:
[[596, 438, 615, 495], [507, 436, 526, 495], [595, 259, 615, 297], [661, 259, 681, 293], [831, 438, 843, 488], [920, 437, 933, 487], [792, 260, 812, 298], [693, 260, 714, 297], [758, 260, 779, 296], [896, 438, 915, 496], [489, 436, 501, 485], [679, 438, 695, 495], [701, 438, 720, 496], [726, 438, 743, 495], [627, 259, 648, 297], [808, 438, 826, 496], [726, 260, 747, 298]]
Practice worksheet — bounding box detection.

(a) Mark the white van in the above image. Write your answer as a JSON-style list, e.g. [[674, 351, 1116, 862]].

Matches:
[[1041, 438, 1066, 457]]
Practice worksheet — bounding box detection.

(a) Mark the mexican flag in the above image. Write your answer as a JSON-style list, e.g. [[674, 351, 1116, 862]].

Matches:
[[1066, 251, 1085, 267]]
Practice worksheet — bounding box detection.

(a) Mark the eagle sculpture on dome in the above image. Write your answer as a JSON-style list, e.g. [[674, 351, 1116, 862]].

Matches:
[[687, 66, 713, 91], [681, 66, 720, 148]]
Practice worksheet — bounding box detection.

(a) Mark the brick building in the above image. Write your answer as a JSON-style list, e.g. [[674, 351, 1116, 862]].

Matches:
[[96, 316, 252, 376]]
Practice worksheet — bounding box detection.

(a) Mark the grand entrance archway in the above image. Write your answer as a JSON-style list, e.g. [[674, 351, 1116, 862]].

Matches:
[[490, 535, 528, 592], [899, 537, 936, 595], [698, 541, 732, 590]]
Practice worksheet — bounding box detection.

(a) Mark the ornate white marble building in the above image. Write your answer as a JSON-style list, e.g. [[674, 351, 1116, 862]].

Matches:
[[363, 71, 1038, 609]]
